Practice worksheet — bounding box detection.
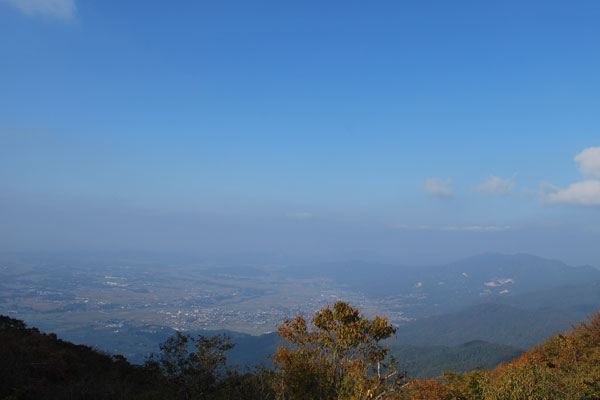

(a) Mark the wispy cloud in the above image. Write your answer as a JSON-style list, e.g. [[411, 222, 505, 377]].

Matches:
[[476, 175, 515, 195], [393, 224, 513, 232], [424, 178, 453, 198], [285, 212, 313, 220], [2, 0, 76, 20], [542, 147, 600, 206]]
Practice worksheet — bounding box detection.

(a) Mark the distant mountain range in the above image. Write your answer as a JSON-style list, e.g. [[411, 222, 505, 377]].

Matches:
[[283, 253, 600, 315]]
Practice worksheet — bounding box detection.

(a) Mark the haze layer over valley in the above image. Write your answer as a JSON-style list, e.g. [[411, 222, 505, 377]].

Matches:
[[2, 251, 598, 367]]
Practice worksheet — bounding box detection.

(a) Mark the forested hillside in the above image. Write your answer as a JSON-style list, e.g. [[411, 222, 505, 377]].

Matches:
[[0, 315, 167, 399], [2, 303, 599, 399], [406, 311, 600, 399], [392, 341, 522, 379]]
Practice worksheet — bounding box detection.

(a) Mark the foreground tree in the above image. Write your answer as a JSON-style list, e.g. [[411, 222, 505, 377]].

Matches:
[[146, 332, 234, 399], [273, 301, 401, 400], [217, 365, 276, 400]]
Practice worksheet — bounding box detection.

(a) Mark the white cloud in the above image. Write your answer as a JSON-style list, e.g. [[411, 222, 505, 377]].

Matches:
[[575, 147, 600, 179], [542, 147, 600, 206], [3, 0, 76, 20], [543, 180, 600, 206], [476, 175, 515, 195], [424, 178, 453, 198], [285, 212, 313, 220]]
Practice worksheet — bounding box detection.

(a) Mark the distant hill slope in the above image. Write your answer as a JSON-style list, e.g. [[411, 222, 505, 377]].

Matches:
[[395, 303, 577, 348], [226, 331, 279, 367], [392, 341, 523, 379], [58, 322, 279, 366], [498, 280, 600, 314], [226, 331, 522, 377], [56, 323, 177, 365]]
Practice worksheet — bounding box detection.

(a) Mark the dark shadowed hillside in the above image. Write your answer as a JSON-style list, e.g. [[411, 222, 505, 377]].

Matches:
[[392, 340, 523, 379], [0, 315, 168, 400], [395, 303, 576, 348]]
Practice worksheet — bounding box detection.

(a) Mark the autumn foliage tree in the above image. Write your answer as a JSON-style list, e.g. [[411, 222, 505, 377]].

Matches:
[[272, 301, 401, 400]]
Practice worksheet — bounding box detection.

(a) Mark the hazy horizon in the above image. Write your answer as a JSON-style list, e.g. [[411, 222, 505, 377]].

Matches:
[[2, 1, 600, 266]]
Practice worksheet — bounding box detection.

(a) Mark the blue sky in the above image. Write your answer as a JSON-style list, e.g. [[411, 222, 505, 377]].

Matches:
[[1, 0, 600, 265]]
